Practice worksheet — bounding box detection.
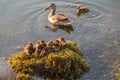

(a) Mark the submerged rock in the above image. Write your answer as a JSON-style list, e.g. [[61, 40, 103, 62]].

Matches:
[[0, 58, 16, 80], [8, 41, 90, 80]]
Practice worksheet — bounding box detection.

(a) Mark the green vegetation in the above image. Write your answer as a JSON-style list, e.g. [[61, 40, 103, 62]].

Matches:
[[116, 73, 120, 80], [8, 41, 90, 80]]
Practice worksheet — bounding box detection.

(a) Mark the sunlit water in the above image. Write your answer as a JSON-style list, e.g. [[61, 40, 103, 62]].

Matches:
[[0, 0, 120, 80]]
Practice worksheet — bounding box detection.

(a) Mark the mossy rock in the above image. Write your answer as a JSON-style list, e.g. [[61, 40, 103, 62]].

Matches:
[[8, 41, 90, 80], [116, 73, 120, 80]]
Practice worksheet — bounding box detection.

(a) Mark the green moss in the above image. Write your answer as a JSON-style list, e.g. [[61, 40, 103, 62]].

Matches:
[[16, 72, 30, 80], [116, 73, 120, 80], [8, 41, 90, 80]]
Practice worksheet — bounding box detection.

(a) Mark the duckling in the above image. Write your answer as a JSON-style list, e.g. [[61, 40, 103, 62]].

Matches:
[[46, 40, 54, 52], [39, 43, 52, 57], [57, 37, 66, 47], [45, 3, 72, 26], [76, 5, 89, 14], [35, 41, 41, 56], [47, 41, 53, 46], [35, 40, 46, 56], [39, 40, 46, 48], [24, 42, 35, 55], [52, 40, 61, 52]]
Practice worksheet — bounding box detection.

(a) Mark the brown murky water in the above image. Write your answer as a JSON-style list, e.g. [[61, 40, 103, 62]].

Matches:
[[0, 0, 120, 80]]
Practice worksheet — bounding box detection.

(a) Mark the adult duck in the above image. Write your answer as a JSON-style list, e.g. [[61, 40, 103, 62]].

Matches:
[[45, 3, 72, 26]]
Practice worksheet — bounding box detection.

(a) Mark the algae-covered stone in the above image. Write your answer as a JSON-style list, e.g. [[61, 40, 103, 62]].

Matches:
[[8, 41, 90, 80], [116, 73, 120, 80]]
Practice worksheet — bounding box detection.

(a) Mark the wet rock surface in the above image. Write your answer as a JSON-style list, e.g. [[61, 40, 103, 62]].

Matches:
[[0, 58, 16, 80]]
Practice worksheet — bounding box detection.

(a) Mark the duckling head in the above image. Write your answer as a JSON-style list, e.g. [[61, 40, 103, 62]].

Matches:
[[58, 37, 65, 42], [45, 3, 56, 11], [27, 42, 34, 47], [39, 40, 45, 44], [46, 44, 52, 48], [76, 5, 81, 13], [58, 37, 66, 46], [47, 41, 53, 47]]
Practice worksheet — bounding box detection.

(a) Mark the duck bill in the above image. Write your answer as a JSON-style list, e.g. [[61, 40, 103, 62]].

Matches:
[[45, 7, 49, 11]]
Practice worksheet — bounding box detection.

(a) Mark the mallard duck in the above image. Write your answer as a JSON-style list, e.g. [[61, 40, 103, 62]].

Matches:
[[24, 42, 35, 55], [45, 3, 72, 26], [76, 5, 89, 14]]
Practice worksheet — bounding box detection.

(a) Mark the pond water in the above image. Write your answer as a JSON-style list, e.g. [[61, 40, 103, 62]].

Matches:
[[0, 0, 120, 80]]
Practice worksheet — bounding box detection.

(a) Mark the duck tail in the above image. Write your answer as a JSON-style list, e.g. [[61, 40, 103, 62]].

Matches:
[[55, 21, 73, 26], [64, 21, 74, 26]]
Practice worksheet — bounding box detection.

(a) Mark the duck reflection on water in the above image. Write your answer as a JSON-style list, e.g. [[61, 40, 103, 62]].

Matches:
[[45, 24, 74, 34]]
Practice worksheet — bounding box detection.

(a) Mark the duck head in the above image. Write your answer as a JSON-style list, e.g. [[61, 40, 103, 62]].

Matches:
[[76, 5, 81, 13], [45, 3, 56, 11]]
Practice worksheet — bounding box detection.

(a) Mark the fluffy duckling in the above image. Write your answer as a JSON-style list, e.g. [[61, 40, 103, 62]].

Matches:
[[39, 42, 52, 57], [76, 5, 89, 14], [24, 42, 35, 55], [52, 40, 61, 52], [35, 40, 46, 56], [47, 41, 53, 46], [39, 40, 46, 48], [45, 3, 72, 26], [46, 40, 54, 52], [57, 37, 66, 47]]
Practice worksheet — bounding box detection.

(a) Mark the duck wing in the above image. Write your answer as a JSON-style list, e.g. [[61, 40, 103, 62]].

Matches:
[[49, 13, 72, 26], [54, 14, 69, 21]]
